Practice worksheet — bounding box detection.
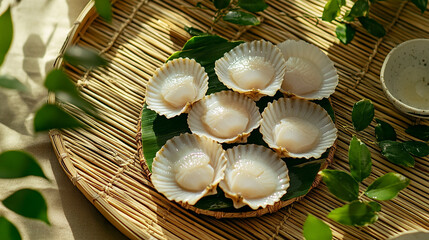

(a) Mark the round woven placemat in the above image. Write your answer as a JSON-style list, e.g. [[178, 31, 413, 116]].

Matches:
[[49, 0, 429, 239]]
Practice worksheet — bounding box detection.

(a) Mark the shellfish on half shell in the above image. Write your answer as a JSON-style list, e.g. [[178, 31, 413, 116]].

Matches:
[[219, 144, 290, 210], [188, 91, 262, 143], [277, 40, 338, 100], [215, 40, 286, 100], [260, 98, 337, 159], [151, 133, 226, 205], [146, 58, 208, 118]]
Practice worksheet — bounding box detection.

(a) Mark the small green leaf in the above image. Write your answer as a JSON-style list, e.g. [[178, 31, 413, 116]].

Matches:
[[214, 0, 230, 9], [348, 136, 371, 182], [3, 189, 50, 225], [0, 151, 47, 179], [303, 214, 332, 240], [375, 118, 396, 142], [365, 172, 410, 200], [44, 69, 96, 115], [94, 0, 112, 22], [367, 201, 381, 212], [223, 10, 260, 26], [406, 125, 429, 141], [345, 0, 370, 19], [411, 0, 428, 13], [352, 99, 374, 131], [320, 169, 359, 202], [0, 216, 21, 240], [403, 141, 429, 157], [63, 45, 108, 69], [379, 141, 415, 167], [44, 69, 79, 96], [0, 75, 27, 92], [238, 0, 269, 12], [328, 201, 378, 226], [184, 26, 208, 36], [358, 17, 386, 38], [335, 23, 355, 45], [34, 104, 84, 132], [0, 7, 13, 66], [322, 0, 342, 22]]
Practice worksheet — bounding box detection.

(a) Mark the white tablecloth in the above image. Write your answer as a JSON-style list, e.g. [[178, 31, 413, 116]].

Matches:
[[0, 0, 127, 239]]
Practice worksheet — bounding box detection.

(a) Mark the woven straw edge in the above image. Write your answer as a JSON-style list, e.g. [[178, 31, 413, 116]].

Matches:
[[136, 100, 337, 218], [48, 1, 149, 239]]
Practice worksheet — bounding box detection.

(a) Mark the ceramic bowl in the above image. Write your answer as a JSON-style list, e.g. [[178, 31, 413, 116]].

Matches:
[[380, 39, 429, 118]]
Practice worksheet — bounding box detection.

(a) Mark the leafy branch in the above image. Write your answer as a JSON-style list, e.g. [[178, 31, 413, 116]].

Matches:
[[322, 0, 428, 44], [303, 99, 428, 239]]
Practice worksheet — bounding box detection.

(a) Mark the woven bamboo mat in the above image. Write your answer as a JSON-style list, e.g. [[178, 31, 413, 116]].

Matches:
[[49, 0, 429, 239]]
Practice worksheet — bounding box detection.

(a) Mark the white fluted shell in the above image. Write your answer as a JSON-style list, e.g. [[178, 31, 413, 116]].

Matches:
[[277, 40, 338, 100], [151, 133, 226, 205], [215, 40, 286, 100], [219, 145, 289, 210], [146, 58, 208, 118], [188, 91, 262, 143], [260, 98, 337, 158]]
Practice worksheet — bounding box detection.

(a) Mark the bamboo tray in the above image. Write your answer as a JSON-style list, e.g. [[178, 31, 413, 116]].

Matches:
[[49, 0, 429, 239]]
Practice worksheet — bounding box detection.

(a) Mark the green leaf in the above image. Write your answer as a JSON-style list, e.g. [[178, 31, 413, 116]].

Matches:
[[0, 216, 21, 240], [63, 45, 108, 69], [322, 0, 342, 22], [320, 169, 359, 202], [184, 26, 208, 36], [403, 141, 429, 157], [141, 105, 189, 171], [406, 125, 429, 141], [411, 0, 428, 13], [345, 0, 370, 19], [358, 17, 386, 38], [94, 0, 112, 22], [367, 201, 381, 212], [303, 214, 332, 240], [168, 35, 242, 94], [375, 118, 396, 142], [223, 10, 260, 26], [352, 99, 374, 131], [2, 189, 50, 225], [0, 75, 27, 92], [34, 104, 84, 132], [238, 0, 269, 12], [335, 23, 355, 45], [379, 141, 415, 167], [44, 70, 96, 115], [214, 0, 230, 9], [0, 151, 47, 179], [365, 172, 410, 200], [0, 7, 13, 66], [348, 136, 371, 182], [328, 201, 378, 226], [282, 160, 322, 200]]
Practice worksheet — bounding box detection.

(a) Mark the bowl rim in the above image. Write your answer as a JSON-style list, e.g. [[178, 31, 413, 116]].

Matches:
[[380, 38, 429, 116]]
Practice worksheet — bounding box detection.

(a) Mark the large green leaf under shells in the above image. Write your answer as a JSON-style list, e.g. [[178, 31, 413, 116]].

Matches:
[[141, 35, 336, 211]]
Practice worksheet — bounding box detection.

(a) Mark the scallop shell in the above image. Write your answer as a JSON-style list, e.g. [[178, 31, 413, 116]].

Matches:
[[276, 40, 338, 100], [188, 91, 262, 143], [219, 145, 290, 210], [146, 58, 208, 118], [260, 98, 337, 158], [215, 40, 286, 100], [151, 133, 226, 205]]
